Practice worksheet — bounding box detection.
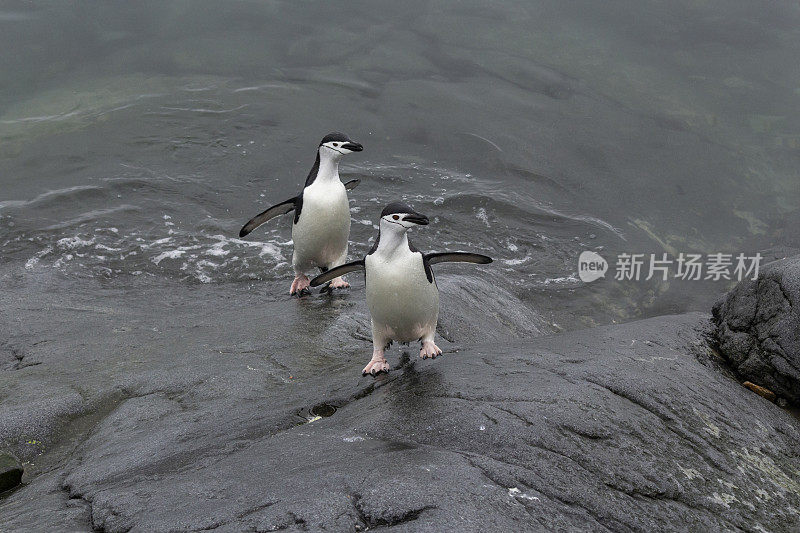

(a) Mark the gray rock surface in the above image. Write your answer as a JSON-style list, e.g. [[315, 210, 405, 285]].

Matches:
[[1, 272, 798, 532], [713, 255, 800, 403], [0, 452, 23, 493]]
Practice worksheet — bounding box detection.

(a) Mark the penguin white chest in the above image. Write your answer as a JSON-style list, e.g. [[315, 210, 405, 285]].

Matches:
[[365, 251, 439, 342], [292, 181, 350, 268]]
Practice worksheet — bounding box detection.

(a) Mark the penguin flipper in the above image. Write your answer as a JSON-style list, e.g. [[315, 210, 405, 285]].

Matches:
[[239, 197, 296, 238], [309, 259, 365, 287], [343, 178, 360, 191], [425, 252, 493, 265]]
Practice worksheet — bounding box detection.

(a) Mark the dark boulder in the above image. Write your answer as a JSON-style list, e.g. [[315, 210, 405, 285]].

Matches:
[[713, 255, 800, 403]]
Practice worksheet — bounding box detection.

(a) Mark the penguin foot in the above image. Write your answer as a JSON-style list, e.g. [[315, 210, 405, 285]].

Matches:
[[362, 355, 390, 376], [328, 277, 350, 290], [290, 275, 311, 296], [320, 276, 350, 293], [419, 341, 442, 360]]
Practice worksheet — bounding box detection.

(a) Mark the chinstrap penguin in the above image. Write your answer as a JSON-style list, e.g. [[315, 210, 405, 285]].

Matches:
[[309, 202, 492, 375], [239, 132, 363, 296]]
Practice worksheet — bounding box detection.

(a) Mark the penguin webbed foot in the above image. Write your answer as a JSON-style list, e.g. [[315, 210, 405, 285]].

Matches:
[[325, 277, 350, 293], [290, 274, 311, 297], [319, 276, 349, 294], [362, 354, 390, 376], [419, 340, 442, 360]]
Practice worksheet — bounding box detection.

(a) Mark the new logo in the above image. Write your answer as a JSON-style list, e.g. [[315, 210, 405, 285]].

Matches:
[[578, 251, 608, 282]]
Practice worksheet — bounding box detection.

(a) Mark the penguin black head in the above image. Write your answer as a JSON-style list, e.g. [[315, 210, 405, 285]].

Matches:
[[318, 132, 363, 156], [380, 202, 429, 228]]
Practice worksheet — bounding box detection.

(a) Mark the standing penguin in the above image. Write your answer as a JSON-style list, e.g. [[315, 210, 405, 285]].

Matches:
[[239, 132, 363, 295], [309, 202, 492, 375]]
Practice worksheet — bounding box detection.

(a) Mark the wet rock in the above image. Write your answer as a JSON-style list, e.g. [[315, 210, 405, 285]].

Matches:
[[2, 302, 799, 532], [713, 255, 800, 404], [437, 275, 549, 342], [0, 452, 23, 492]]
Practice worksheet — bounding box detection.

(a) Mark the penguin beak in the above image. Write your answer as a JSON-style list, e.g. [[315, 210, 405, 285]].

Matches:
[[403, 212, 429, 226], [341, 141, 363, 152]]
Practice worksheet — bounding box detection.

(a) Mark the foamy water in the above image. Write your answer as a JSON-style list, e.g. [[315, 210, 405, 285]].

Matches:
[[1, 0, 796, 328]]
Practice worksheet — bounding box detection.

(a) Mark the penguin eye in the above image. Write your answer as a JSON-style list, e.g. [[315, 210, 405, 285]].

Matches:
[[392, 215, 400, 220], [332, 143, 340, 147]]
